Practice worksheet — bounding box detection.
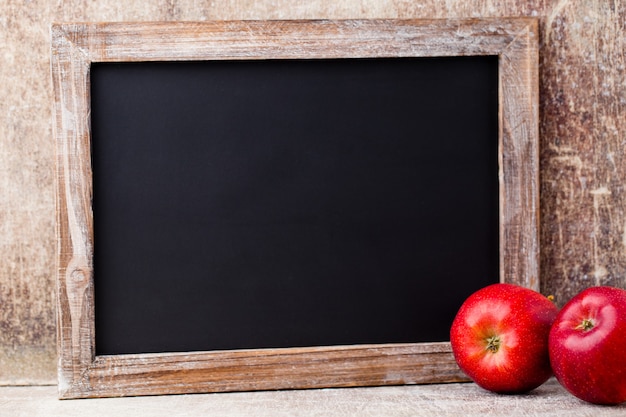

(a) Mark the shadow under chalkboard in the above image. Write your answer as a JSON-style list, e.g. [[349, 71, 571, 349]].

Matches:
[[91, 56, 499, 356]]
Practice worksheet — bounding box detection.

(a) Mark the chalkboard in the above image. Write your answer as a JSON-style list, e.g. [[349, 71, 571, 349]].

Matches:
[[52, 19, 539, 398], [91, 57, 500, 355]]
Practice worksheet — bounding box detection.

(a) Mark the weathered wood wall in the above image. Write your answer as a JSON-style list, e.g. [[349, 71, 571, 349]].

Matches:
[[0, 0, 624, 384]]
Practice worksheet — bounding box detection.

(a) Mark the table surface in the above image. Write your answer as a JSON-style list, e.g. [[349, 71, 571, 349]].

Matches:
[[2, 379, 625, 417]]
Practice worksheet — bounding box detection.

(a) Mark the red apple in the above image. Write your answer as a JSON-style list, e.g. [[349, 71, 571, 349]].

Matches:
[[450, 283, 558, 393], [548, 286, 626, 405]]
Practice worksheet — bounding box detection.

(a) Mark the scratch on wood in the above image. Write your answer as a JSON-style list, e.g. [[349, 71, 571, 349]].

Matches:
[[623, 218, 626, 262], [591, 185, 614, 286], [590, 186, 611, 196]]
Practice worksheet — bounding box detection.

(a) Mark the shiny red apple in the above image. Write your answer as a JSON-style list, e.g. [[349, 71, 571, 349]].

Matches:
[[450, 283, 558, 393], [548, 286, 626, 405]]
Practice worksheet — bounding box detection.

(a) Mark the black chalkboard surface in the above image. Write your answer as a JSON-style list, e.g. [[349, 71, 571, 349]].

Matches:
[[91, 56, 499, 356]]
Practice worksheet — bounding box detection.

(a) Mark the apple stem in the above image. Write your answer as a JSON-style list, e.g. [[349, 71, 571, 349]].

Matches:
[[485, 335, 501, 353], [576, 318, 595, 332]]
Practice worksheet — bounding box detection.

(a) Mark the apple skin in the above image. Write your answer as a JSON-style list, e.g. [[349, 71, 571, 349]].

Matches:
[[548, 286, 626, 405], [450, 283, 558, 393]]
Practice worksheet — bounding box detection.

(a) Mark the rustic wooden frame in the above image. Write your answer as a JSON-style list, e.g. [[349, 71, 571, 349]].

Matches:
[[51, 18, 539, 399]]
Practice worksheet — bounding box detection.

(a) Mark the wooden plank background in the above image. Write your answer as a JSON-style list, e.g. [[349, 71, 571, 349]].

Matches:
[[0, 0, 624, 385]]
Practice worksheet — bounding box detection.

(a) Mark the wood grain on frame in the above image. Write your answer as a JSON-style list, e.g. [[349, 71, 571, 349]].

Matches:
[[51, 18, 539, 399]]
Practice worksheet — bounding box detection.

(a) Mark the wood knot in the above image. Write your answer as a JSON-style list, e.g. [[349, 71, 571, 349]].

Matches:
[[69, 269, 87, 283]]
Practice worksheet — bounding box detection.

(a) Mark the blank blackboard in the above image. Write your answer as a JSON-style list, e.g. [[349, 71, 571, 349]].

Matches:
[[54, 18, 540, 399], [91, 56, 500, 356]]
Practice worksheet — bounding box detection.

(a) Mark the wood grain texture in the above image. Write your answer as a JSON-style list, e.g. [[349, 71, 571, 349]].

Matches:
[[84, 343, 464, 397], [3, 380, 626, 417], [1, 0, 624, 387], [539, 0, 626, 304], [52, 18, 538, 398]]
